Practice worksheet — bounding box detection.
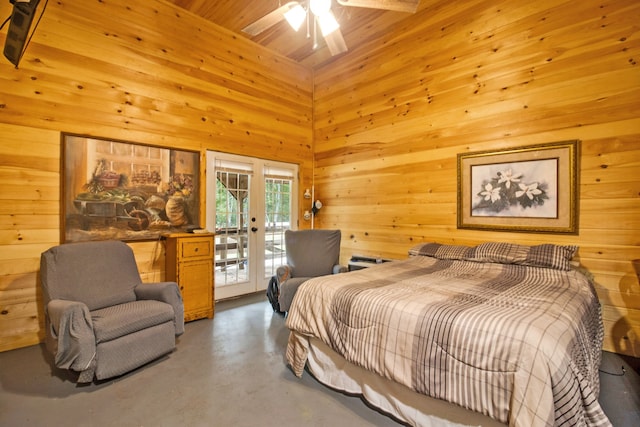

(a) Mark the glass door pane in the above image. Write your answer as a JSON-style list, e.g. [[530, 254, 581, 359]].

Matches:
[[264, 175, 292, 278], [215, 170, 249, 285]]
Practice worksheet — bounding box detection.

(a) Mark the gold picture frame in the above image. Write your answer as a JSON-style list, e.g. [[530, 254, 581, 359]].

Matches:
[[62, 133, 200, 243], [457, 140, 579, 234]]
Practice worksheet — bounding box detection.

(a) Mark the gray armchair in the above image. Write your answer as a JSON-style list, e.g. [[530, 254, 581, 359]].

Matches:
[[40, 240, 184, 383], [276, 229, 346, 313]]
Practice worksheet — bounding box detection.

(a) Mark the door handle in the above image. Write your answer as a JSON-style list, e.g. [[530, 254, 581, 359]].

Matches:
[[251, 227, 258, 232]]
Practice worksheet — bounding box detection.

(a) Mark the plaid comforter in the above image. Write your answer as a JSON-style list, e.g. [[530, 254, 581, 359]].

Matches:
[[286, 246, 611, 427]]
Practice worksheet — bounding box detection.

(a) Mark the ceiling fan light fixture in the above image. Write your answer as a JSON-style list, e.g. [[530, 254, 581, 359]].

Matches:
[[246, 0, 420, 57], [310, 0, 332, 16], [284, 4, 306, 31], [317, 11, 340, 36]]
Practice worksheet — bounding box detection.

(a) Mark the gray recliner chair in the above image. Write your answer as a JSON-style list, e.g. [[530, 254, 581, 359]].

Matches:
[[40, 240, 184, 383], [276, 229, 346, 313]]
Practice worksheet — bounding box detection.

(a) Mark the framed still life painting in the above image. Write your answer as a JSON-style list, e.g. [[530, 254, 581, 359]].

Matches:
[[457, 140, 579, 234], [62, 134, 201, 242]]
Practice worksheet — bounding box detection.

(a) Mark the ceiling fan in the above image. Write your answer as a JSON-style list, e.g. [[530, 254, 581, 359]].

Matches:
[[242, 0, 420, 56]]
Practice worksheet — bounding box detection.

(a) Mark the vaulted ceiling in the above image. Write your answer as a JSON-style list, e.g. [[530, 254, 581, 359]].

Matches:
[[166, 0, 428, 69]]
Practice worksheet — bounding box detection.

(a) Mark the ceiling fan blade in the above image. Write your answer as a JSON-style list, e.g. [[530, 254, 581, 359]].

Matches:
[[336, 0, 420, 13], [242, 2, 301, 36], [324, 28, 348, 56]]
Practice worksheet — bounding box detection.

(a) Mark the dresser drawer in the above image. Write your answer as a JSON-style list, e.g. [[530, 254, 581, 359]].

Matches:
[[180, 238, 213, 258]]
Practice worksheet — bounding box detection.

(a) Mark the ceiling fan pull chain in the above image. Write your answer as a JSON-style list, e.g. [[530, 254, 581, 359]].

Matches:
[[312, 15, 318, 50], [306, 3, 311, 39]]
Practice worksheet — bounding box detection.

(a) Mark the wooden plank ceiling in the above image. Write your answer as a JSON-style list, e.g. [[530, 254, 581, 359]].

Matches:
[[166, 0, 427, 68]]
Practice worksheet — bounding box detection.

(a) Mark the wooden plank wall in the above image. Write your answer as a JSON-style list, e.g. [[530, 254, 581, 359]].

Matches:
[[0, 0, 313, 352], [0, 0, 638, 359], [313, 0, 640, 357]]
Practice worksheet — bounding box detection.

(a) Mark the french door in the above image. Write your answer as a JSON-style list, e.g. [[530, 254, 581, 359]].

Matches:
[[205, 151, 298, 300]]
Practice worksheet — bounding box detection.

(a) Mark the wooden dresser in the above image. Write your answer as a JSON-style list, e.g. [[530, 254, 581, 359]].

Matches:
[[164, 233, 214, 321]]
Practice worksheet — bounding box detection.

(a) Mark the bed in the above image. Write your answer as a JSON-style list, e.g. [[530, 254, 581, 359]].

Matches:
[[285, 242, 612, 427]]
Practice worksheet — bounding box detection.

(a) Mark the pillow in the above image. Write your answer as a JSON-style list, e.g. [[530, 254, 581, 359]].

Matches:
[[465, 242, 578, 271], [521, 243, 578, 271], [465, 242, 530, 265], [408, 242, 472, 260], [409, 241, 578, 271]]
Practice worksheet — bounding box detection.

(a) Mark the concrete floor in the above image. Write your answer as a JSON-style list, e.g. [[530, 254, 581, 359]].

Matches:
[[0, 292, 638, 427]]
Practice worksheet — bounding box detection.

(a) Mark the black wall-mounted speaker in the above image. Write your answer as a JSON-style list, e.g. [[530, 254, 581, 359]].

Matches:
[[3, 0, 41, 67]]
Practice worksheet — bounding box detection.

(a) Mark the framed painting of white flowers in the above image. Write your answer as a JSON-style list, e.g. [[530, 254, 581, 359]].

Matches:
[[457, 140, 579, 234]]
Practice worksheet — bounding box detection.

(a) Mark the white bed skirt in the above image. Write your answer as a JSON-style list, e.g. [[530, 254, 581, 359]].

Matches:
[[303, 334, 505, 427]]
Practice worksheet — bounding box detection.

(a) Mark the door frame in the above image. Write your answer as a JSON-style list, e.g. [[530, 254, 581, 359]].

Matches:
[[205, 150, 299, 300]]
